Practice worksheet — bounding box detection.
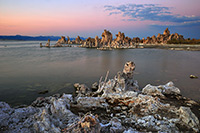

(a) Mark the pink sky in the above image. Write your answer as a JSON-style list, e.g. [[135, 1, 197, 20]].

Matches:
[[0, 0, 200, 38]]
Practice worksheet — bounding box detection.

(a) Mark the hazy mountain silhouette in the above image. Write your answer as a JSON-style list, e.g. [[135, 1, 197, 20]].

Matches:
[[0, 35, 85, 41]]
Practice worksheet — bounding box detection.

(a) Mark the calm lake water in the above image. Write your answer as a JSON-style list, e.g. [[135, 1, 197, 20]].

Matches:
[[0, 41, 200, 106]]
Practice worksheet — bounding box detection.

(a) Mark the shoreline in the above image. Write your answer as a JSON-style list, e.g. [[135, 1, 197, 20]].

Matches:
[[40, 43, 200, 51], [1, 61, 199, 132]]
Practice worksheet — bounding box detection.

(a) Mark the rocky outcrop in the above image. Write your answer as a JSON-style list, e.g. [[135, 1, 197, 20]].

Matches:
[[115, 32, 125, 43], [57, 36, 67, 44], [163, 28, 170, 36], [1, 61, 199, 132], [82, 37, 95, 48], [132, 37, 140, 43], [45, 39, 50, 47], [143, 28, 185, 44], [110, 31, 136, 48], [75, 36, 82, 44], [100, 29, 113, 46], [95, 36, 100, 48]]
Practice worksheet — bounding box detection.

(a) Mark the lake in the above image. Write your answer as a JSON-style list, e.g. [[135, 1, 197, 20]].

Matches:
[[0, 41, 199, 106]]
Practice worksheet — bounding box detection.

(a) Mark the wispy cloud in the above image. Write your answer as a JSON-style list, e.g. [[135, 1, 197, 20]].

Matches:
[[104, 4, 200, 24]]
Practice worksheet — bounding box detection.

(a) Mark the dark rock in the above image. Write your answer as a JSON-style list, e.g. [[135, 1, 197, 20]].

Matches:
[[38, 89, 48, 94]]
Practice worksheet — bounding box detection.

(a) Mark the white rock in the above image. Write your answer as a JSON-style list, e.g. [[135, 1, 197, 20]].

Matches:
[[142, 84, 164, 97], [160, 81, 181, 95], [77, 97, 109, 108], [178, 106, 199, 132]]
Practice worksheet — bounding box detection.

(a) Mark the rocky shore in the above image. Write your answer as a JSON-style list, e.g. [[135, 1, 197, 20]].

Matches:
[[40, 28, 200, 51], [1, 61, 200, 132]]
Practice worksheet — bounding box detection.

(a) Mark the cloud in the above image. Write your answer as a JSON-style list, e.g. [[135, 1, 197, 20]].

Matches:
[[104, 4, 200, 24], [109, 12, 121, 16]]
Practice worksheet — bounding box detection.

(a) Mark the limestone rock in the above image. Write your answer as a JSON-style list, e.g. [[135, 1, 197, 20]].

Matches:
[[0, 102, 14, 127], [123, 61, 135, 76], [76, 97, 109, 109], [159, 81, 181, 95], [115, 32, 125, 43], [75, 36, 82, 44], [100, 29, 113, 46], [95, 36, 100, 47], [54, 43, 63, 47], [132, 37, 140, 43], [178, 106, 199, 132], [57, 36, 67, 44], [142, 84, 164, 98], [83, 37, 95, 48], [109, 117, 125, 132], [163, 28, 170, 36], [75, 83, 91, 96], [45, 39, 50, 47]]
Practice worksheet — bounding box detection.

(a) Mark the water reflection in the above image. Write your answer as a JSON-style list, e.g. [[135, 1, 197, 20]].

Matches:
[[0, 41, 199, 106]]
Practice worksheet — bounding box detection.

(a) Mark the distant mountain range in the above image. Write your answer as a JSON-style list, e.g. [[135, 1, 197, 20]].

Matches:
[[0, 35, 85, 41]]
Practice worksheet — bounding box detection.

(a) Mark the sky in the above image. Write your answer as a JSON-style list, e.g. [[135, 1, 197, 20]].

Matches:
[[0, 0, 200, 38]]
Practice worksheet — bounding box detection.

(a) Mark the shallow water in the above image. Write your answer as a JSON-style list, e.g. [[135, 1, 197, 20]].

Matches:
[[0, 41, 199, 106]]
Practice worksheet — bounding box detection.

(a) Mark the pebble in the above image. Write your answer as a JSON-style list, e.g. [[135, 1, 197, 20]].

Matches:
[[113, 106, 121, 111], [122, 106, 128, 110]]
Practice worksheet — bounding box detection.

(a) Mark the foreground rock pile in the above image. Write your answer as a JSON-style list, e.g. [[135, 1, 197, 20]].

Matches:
[[1, 61, 200, 132]]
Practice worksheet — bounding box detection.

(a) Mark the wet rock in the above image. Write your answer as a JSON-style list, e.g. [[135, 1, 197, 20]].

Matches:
[[38, 89, 48, 94]]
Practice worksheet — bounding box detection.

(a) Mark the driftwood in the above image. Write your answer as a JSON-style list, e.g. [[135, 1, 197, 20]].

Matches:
[[92, 71, 109, 97]]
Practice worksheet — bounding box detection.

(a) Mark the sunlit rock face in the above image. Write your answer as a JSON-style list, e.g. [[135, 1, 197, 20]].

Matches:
[[163, 28, 170, 36], [143, 28, 185, 44], [100, 29, 113, 46], [75, 36, 82, 44], [57, 36, 67, 44]]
